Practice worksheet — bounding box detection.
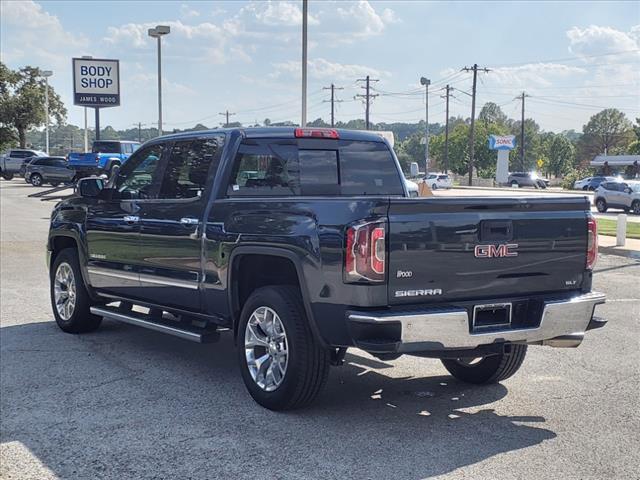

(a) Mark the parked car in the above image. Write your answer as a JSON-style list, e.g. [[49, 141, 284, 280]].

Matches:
[[25, 156, 76, 187], [47, 127, 606, 411], [594, 181, 640, 214], [424, 173, 452, 190], [508, 172, 549, 189], [582, 176, 617, 191], [404, 178, 419, 197], [573, 177, 593, 190], [67, 140, 140, 177], [1, 149, 46, 180]]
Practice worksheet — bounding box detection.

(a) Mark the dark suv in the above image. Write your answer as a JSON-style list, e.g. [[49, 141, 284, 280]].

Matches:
[[47, 127, 605, 410], [25, 156, 75, 186]]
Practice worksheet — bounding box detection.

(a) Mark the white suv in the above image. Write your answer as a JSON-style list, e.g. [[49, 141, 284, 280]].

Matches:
[[424, 173, 452, 190], [594, 181, 640, 215]]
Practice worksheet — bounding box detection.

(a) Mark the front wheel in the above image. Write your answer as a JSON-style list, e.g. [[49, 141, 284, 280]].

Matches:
[[632, 200, 640, 215], [441, 344, 527, 384], [510, 180, 519, 187], [431, 183, 438, 190], [50, 248, 102, 333], [596, 198, 607, 213], [237, 286, 330, 410]]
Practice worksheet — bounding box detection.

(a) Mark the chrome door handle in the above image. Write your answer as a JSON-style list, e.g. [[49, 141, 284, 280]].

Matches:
[[180, 217, 199, 225], [124, 215, 139, 224]]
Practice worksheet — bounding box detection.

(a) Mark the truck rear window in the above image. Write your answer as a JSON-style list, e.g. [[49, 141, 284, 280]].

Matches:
[[227, 139, 403, 197], [92, 141, 121, 154]]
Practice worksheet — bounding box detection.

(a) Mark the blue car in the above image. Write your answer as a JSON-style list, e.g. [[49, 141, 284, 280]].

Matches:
[[68, 140, 140, 177]]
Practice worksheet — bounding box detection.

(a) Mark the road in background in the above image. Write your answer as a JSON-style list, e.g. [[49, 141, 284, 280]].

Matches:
[[1, 180, 639, 480]]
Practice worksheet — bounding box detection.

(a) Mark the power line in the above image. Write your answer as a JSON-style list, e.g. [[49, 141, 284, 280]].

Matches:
[[488, 48, 639, 68], [219, 110, 236, 127]]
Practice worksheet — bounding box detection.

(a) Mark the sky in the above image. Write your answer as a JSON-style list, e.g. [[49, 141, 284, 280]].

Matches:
[[1, 0, 639, 133]]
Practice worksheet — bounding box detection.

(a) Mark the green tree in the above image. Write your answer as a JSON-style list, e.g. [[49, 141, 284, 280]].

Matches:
[[542, 133, 575, 177], [478, 102, 507, 127], [508, 118, 541, 171], [0, 63, 67, 147], [578, 108, 633, 161]]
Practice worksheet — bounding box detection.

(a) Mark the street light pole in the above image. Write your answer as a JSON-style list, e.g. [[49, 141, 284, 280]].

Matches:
[[148, 25, 171, 137], [42, 70, 53, 154], [420, 76, 430, 174], [301, 0, 308, 127]]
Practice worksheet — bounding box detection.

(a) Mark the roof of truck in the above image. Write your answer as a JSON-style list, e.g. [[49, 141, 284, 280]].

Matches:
[[156, 127, 388, 143]]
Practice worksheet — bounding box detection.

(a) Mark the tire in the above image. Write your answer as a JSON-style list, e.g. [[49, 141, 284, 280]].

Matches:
[[1, 172, 14, 180], [595, 198, 608, 213], [50, 182, 60, 187], [237, 285, 330, 410], [510, 180, 519, 187], [50, 248, 102, 334], [632, 200, 640, 215], [441, 344, 528, 384], [432, 183, 438, 190], [582, 186, 588, 191], [30, 173, 43, 186]]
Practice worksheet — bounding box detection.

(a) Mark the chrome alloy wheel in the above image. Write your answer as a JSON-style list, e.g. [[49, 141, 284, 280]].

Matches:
[[244, 306, 289, 392], [54, 262, 76, 321]]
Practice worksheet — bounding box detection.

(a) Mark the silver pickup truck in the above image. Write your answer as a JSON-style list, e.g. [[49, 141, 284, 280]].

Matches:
[[0, 148, 46, 180]]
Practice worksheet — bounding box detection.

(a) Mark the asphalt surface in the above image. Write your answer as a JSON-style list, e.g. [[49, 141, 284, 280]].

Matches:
[[1, 179, 639, 480]]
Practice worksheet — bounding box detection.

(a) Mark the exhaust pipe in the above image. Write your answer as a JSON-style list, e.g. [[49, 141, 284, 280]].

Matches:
[[542, 332, 584, 348]]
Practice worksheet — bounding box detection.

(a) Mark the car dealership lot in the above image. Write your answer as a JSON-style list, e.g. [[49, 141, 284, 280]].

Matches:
[[1, 180, 639, 480]]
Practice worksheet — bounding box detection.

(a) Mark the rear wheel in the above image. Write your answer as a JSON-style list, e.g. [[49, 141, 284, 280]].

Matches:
[[441, 344, 527, 384], [50, 248, 102, 333], [582, 186, 588, 191], [30, 173, 43, 186], [50, 181, 60, 187], [432, 183, 438, 190], [237, 286, 330, 410], [632, 200, 640, 215], [596, 198, 608, 213], [510, 180, 519, 187], [1, 172, 14, 180]]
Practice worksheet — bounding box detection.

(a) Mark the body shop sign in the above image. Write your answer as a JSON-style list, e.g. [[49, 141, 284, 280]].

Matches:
[[488, 135, 516, 150], [72, 58, 120, 107]]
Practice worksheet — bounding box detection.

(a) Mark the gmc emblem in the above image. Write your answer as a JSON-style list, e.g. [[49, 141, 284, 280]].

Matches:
[[474, 243, 518, 258]]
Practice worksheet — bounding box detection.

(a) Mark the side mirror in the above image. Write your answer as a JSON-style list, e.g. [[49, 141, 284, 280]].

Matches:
[[76, 177, 104, 198], [624, 187, 632, 194]]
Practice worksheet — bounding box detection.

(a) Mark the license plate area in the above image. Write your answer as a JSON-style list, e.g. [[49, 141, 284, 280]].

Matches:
[[472, 303, 512, 332]]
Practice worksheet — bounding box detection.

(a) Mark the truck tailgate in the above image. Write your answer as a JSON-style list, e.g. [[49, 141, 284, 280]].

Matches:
[[387, 196, 590, 305]]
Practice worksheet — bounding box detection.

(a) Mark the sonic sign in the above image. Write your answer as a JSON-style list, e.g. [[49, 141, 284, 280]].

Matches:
[[488, 135, 516, 184], [488, 135, 516, 150], [72, 58, 120, 107]]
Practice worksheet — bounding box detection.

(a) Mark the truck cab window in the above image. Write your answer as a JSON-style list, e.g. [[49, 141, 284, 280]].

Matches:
[[158, 138, 220, 200], [116, 144, 163, 199]]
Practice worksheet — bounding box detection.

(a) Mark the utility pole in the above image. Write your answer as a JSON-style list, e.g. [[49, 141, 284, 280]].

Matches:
[[355, 75, 379, 130], [441, 84, 453, 174], [323, 84, 344, 127], [420, 77, 431, 173], [138, 122, 142, 142], [516, 92, 530, 171], [462, 64, 490, 185], [219, 110, 236, 127], [301, 0, 308, 127]]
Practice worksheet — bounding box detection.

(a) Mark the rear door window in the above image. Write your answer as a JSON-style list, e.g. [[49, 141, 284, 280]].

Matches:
[[299, 150, 339, 195], [338, 140, 403, 195]]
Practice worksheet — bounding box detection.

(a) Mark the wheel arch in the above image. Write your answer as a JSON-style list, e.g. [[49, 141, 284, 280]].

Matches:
[[227, 246, 326, 347]]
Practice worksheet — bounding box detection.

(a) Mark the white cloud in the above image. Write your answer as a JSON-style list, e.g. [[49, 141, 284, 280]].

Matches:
[[567, 24, 639, 59], [180, 4, 200, 19], [1, 0, 88, 66], [129, 72, 196, 96], [271, 58, 390, 80], [240, 1, 318, 27], [491, 63, 587, 87]]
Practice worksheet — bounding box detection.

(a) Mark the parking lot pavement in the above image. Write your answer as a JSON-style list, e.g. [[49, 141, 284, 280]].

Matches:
[[1, 178, 639, 480]]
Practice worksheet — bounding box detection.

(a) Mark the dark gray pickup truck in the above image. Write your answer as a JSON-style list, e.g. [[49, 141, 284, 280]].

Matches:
[[47, 127, 606, 410]]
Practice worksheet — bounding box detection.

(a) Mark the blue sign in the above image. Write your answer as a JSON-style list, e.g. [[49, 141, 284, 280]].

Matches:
[[488, 135, 516, 150]]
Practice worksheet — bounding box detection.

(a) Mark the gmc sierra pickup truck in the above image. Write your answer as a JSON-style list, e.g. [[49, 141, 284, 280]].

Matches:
[[47, 127, 606, 410]]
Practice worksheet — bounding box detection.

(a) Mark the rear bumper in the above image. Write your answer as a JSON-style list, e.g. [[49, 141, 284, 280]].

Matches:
[[347, 291, 606, 353]]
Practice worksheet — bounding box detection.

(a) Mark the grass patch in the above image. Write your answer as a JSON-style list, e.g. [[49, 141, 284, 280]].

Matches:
[[597, 218, 640, 240]]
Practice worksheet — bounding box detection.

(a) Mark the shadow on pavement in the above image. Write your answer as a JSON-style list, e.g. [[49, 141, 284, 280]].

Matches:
[[1, 319, 556, 479]]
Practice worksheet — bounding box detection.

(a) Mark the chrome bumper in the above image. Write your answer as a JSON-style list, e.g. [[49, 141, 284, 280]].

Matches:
[[348, 292, 606, 352]]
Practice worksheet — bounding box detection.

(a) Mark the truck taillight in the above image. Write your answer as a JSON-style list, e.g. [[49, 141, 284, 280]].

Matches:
[[294, 128, 339, 139], [586, 215, 598, 270], [344, 221, 386, 283]]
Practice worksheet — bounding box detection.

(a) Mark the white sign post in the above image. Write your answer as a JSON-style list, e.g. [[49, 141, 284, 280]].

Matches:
[[488, 135, 516, 185], [72, 58, 120, 141]]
